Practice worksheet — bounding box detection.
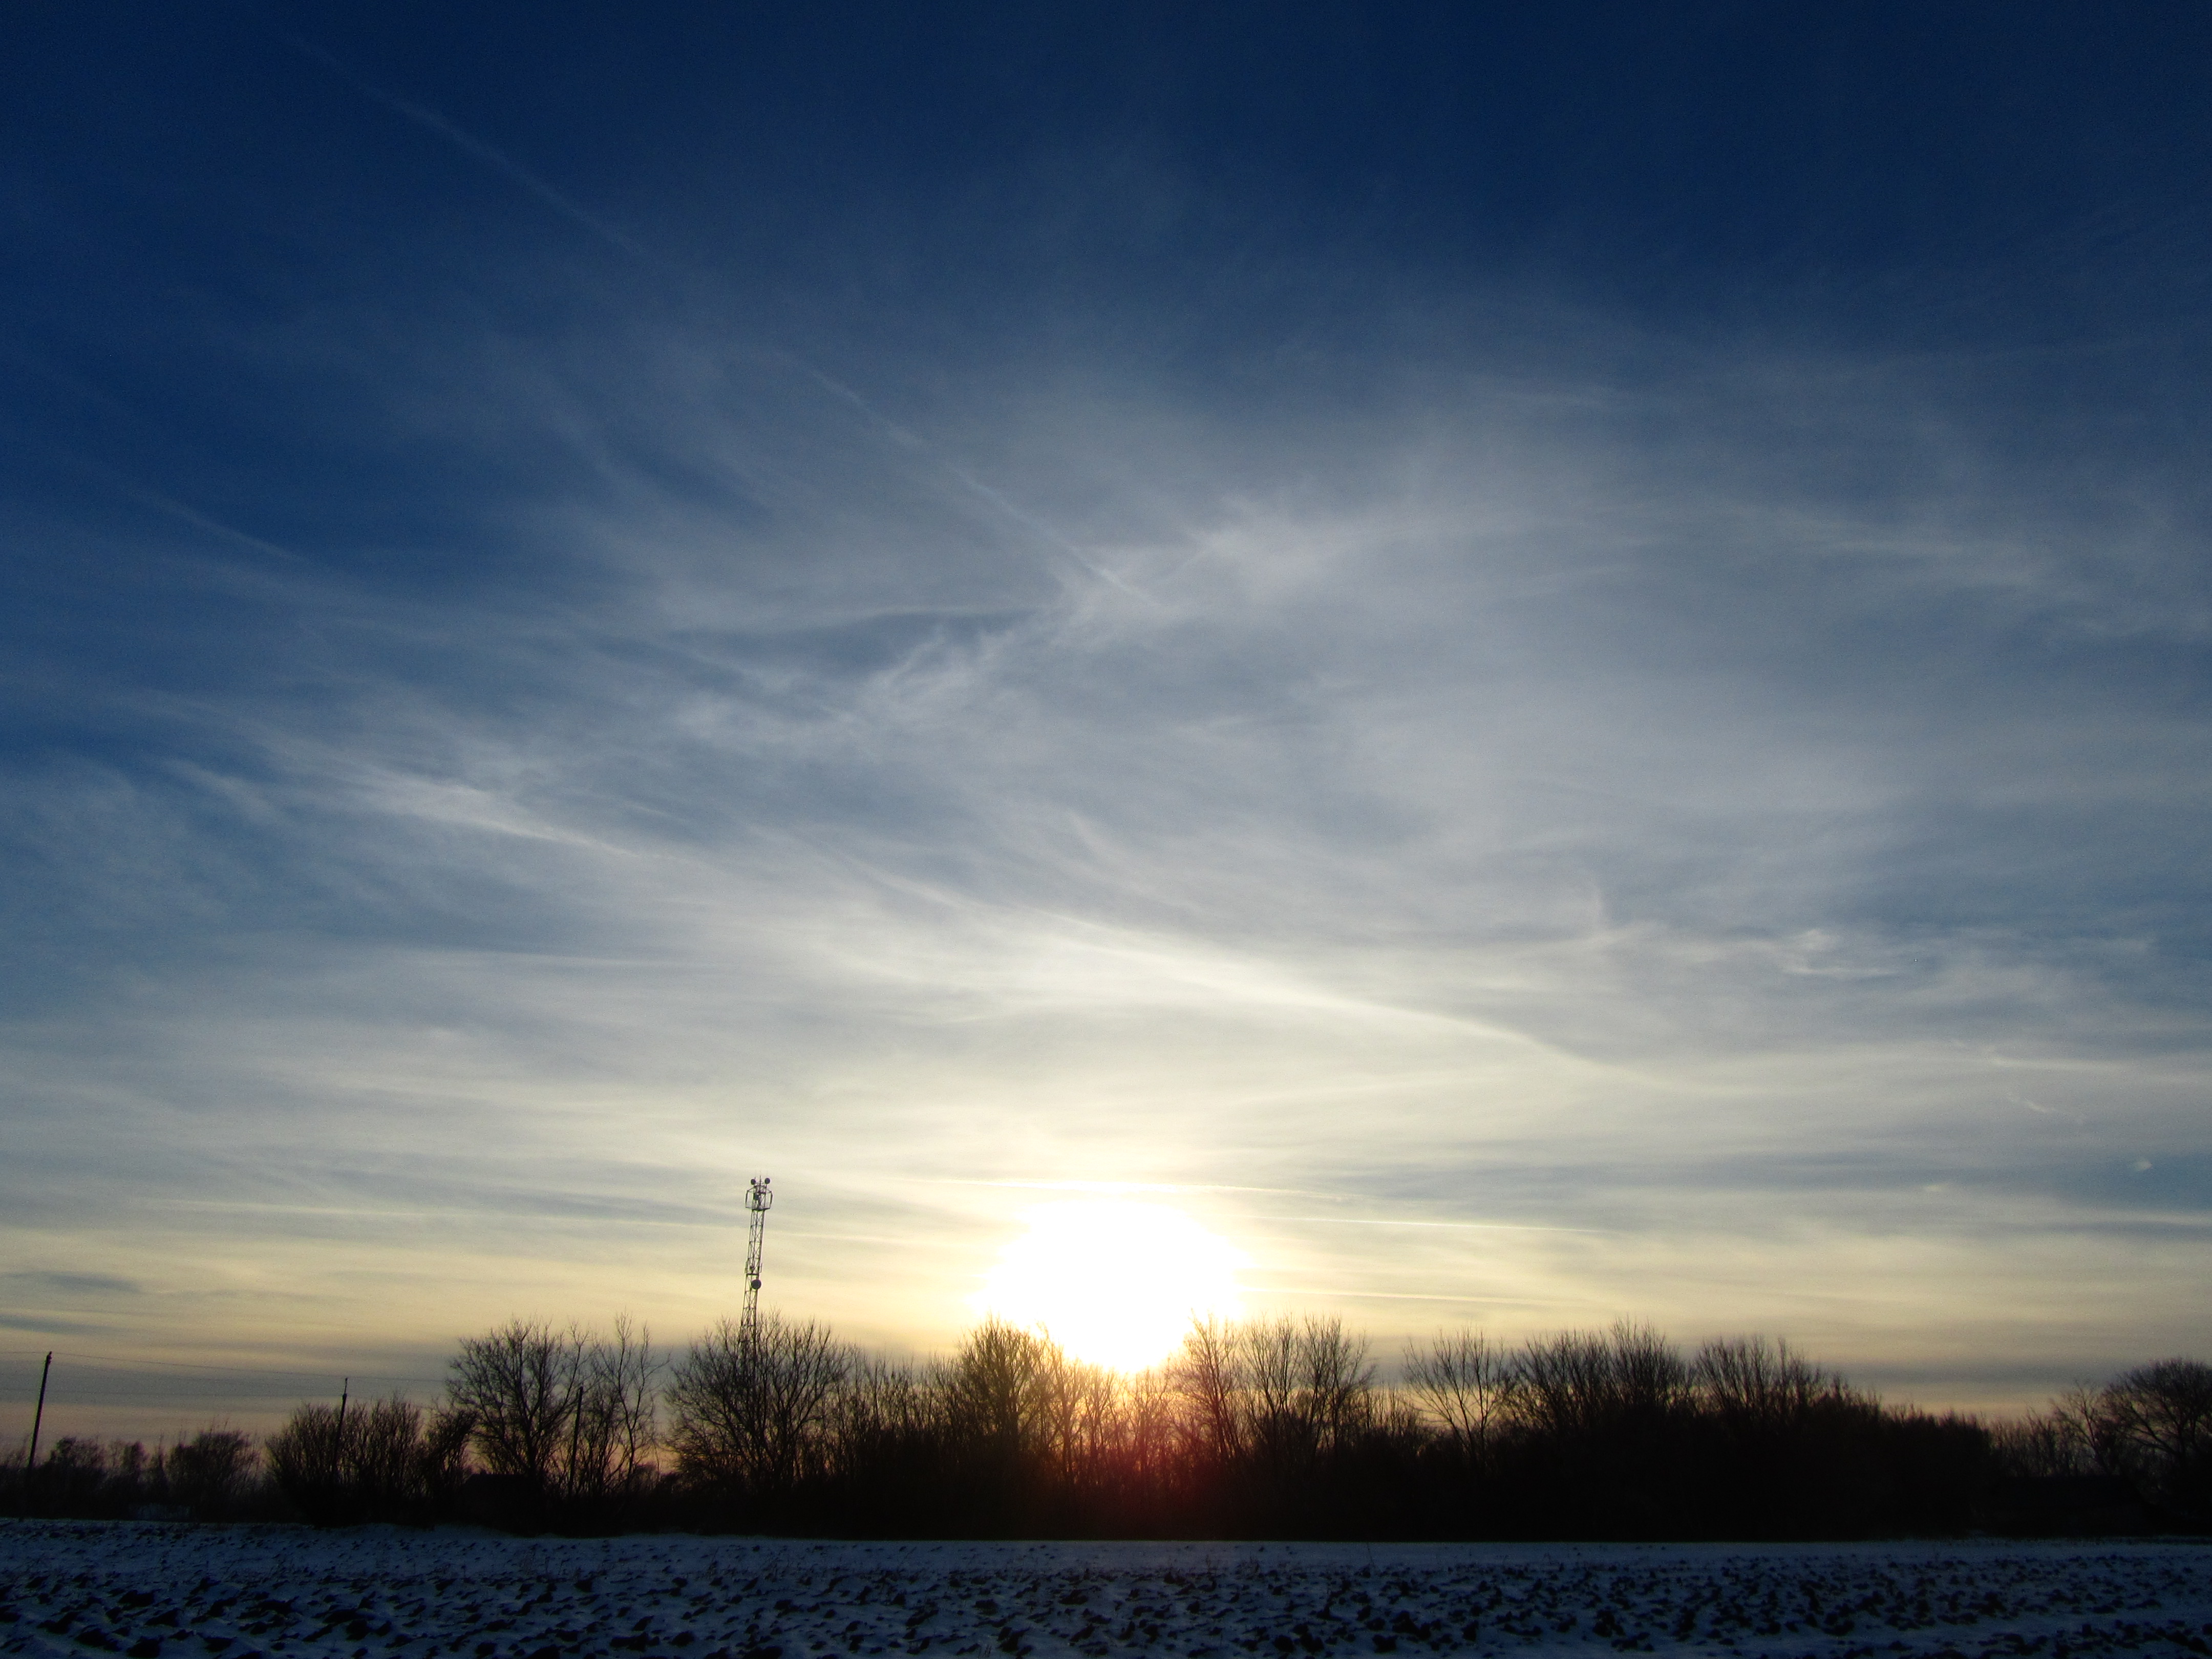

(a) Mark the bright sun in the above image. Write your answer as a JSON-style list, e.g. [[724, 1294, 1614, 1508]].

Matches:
[[972, 1198, 1245, 1372]]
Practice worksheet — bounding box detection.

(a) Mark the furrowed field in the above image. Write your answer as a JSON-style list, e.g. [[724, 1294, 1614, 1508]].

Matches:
[[6, 1523, 2212, 1659]]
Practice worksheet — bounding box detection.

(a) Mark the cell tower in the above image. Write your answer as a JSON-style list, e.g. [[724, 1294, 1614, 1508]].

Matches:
[[740, 1175, 773, 1351]]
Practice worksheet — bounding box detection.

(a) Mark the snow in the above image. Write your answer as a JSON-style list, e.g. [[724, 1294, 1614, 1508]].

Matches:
[[5, 1522, 2211, 1659]]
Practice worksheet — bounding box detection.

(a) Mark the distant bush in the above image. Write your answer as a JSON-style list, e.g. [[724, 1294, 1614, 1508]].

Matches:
[[165, 1428, 258, 1520], [264, 1394, 472, 1526]]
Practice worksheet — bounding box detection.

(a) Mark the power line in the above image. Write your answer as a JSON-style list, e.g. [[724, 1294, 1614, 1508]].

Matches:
[[0, 1348, 443, 1386]]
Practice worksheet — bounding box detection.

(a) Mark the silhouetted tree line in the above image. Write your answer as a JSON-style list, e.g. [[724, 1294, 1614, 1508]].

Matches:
[[643, 1316, 1990, 1541], [0, 1428, 262, 1522], [10, 1322, 2206, 1539], [1987, 1358, 2212, 1532]]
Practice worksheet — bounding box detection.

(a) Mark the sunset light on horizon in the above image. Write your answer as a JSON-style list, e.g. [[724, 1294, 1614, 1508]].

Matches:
[[971, 1199, 1247, 1371]]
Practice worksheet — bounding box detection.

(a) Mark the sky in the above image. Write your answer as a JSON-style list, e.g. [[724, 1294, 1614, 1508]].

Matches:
[[4, 1, 2211, 1437]]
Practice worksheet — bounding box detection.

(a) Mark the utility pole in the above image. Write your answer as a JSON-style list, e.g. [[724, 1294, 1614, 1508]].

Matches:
[[740, 1176, 772, 1353], [26, 1352, 52, 1484]]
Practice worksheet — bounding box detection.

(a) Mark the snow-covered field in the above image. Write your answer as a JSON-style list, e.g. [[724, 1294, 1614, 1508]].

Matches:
[[5, 1523, 2210, 1659]]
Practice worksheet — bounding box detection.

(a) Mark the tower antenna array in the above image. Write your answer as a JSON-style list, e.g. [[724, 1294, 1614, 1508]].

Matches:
[[740, 1175, 773, 1351]]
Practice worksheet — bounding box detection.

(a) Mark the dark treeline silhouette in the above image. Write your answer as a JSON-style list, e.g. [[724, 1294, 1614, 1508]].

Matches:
[[0, 1427, 261, 1522], [1987, 1357, 2212, 1533], [8, 1318, 2205, 1539], [647, 1316, 1988, 1541]]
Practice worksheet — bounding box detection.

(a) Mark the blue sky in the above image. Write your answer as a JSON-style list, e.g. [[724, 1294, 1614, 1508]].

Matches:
[[4, 2, 2210, 1429]]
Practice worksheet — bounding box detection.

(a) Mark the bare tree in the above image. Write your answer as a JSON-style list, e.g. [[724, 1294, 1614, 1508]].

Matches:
[[1405, 1330, 1518, 1456], [448, 1319, 577, 1494], [564, 1314, 661, 1505], [668, 1313, 852, 1494], [1239, 1317, 1307, 1474], [1119, 1365, 1181, 1490], [1516, 1329, 1619, 1439], [1031, 1337, 1117, 1491], [349, 1396, 423, 1514], [448, 1316, 661, 1510], [419, 1403, 476, 1506], [2099, 1358, 2212, 1512], [1172, 1315, 1243, 1469], [1167, 1315, 1376, 1487], [1298, 1316, 1376, 1454], [944, 1318, 1049, 1469], [1692, 1337, 1863, 1427], [1610, 1322, 1691, 1419], [824, 1353, 943, 1485], [1516, 1322, 1687, 1438]]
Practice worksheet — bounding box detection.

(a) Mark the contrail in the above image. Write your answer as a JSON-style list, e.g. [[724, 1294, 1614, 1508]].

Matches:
[[799, 364, 1150, 599], [290, 36, 1145, 601], [44, 445, 308, 566], [946, 462, 1150, 600], [923, 1177, 1311, 1196], [288, 37, 656, 264], [120, 485, 304, 564], [1255, 1215, 1609, 1234]]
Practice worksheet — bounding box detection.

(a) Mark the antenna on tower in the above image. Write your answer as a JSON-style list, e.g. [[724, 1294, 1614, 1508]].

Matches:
[[740, 1175, 773, 1352]]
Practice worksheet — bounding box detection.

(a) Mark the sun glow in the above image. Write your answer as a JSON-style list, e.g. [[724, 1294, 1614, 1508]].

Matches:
[[973, 1199, 1246, 1371]]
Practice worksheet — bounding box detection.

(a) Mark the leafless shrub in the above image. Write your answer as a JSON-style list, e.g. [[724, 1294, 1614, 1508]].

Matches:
[[419, 1400, 477, 1505], [1298, 1316, 1377, 1454], [165, 1428, 256, 1519], [29, 1436, 109, 1514], [265, 1393, 477, 1524], [263, 1402, 348, 1518], [836, 1354, 942, 1441], [210, 1309, 2080, 1539], [350, 1397, 422, 1512], [566, 1315, 661, 1506]]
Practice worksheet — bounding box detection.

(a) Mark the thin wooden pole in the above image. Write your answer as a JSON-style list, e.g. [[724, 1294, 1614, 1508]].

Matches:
[[26, 1352, 52, 1507]]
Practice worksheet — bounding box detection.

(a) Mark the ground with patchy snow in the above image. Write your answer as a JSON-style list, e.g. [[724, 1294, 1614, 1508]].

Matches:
[[4, 1523, 2210, 1659]]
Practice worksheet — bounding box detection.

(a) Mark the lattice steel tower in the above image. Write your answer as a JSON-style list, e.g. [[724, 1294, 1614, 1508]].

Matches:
[[740, 1175, 773, 1350]]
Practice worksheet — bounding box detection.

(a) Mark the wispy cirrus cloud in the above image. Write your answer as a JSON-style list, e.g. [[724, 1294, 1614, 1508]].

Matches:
[[3, 262, 2206, 1414]]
